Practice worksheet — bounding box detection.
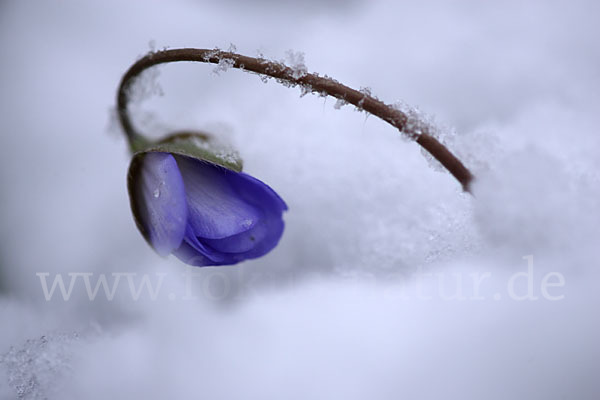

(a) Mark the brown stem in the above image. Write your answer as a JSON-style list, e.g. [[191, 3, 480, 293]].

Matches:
[[117, 48, 474, 192]]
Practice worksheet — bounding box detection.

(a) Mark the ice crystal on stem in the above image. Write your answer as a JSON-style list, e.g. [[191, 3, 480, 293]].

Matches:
[[213, 57, 235, 75], [284, 50, 308, 80]]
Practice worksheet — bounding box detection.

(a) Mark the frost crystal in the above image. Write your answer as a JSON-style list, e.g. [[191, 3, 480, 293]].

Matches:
[[214, 149, 242, 165], [356, 87, 372, 111], [105, 106, 122, 138], [284, 50, 308, 80], [334, 98, 348, 110], [1, 333, 78, 400], [202, 48, 221, 62], [179, 135, 241, 166], [299, 85, 312, 98], [393, 101, 455, 171], [227, 43, 237, 53], [276, 77, 296, 89], [127, 67, 164, 104], [393, 101, 430, 138], [213, 57, 235, 75]]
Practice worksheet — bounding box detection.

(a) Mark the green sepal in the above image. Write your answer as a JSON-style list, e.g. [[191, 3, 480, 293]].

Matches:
[[129, 131, 243, 172]]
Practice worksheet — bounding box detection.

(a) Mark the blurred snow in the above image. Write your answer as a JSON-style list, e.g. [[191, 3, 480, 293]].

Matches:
[[1, 332, 78, 399], [0, 0, 599, 398]]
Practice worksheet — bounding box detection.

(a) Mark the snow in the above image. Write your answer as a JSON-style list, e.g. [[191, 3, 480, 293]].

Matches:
[[1, 333, 78, 399], [127, 68, 164, 104], [0, 0, 599, 399], [333, 98, 348, 109], [356, 86, 371, 109], [284, 50, 308, 79], [212, 57, 235, 76]]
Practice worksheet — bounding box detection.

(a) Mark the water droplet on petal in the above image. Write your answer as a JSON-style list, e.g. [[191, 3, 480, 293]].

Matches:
[[153, 188, 160, 198]]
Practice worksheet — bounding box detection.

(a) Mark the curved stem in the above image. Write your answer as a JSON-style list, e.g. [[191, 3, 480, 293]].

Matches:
[[117, 48, 474, 192]]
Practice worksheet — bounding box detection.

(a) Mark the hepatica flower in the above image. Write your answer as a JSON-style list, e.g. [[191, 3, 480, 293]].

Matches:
[[118, 48, 474, 266], [127, 134, 287, 266]]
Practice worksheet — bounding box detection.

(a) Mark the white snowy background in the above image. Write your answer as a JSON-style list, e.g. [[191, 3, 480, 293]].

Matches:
[[1, 0, 599, 398]]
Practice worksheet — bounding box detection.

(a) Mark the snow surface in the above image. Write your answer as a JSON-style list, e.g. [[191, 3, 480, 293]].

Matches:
[[0, 0, 599, 398]]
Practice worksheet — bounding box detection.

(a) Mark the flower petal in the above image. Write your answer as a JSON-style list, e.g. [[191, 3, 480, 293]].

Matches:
[[232, 210, 285, 259], [228, 172, 288, 213], [203, 209, 285, 261], [132, 152, 187, 256], [174, 156, 261, 239], [173, 224, 239, 266], [202, 170, 287, 260], [181, 223, 227, 263], [202, 210, 268, 254], [172, 241, 215, 267]]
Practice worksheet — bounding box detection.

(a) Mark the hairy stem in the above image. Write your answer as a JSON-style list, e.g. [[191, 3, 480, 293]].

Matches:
[[117, 48, 474, 191]]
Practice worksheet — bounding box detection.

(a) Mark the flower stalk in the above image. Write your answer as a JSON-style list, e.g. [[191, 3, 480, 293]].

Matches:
[[117, 48, 474, 192]]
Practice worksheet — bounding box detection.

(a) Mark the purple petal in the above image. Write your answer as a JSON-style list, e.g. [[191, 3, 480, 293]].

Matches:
[[178, 213, 284, 265], [231, 211, 285, 259], [181, 223, 226, 263], [174, 156, 261, 239], [202, 171, 287, 260], [228, 172, 288, 213], [173, 224, 239, 267], [203, 210, 270, 254], [134, 152, 187, 256], [172, 241, 215, 267]]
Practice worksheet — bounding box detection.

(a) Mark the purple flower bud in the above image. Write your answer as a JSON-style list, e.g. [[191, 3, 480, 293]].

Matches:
[[129, 152, 287, 266]]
